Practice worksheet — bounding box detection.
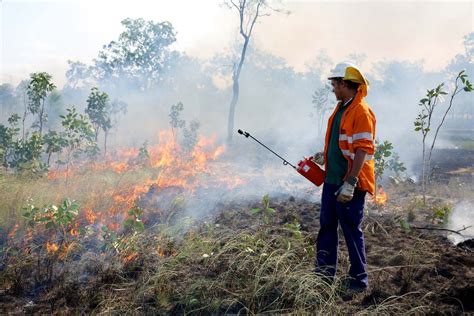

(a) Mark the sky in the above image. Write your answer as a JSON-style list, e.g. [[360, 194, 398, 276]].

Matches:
[[0, 0, 473, 86]]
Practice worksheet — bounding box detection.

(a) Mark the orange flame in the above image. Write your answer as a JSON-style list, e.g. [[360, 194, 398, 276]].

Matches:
[[84, 208, 98, 224], [123, 252, 138, 263], [8, 224, 20, 239], [372, 186, 388, 206], [44, 129, 246, 233], [46, 242, 59, 253]]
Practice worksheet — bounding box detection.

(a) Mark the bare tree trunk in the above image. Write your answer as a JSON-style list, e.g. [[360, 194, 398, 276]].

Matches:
[[226, 0, 264, 145], [227, 37, 249, 144], [22, 111, 27, 140], [39, 99, 45, 137], [227, 78, 240, 144], [22, 93, 28, 140], [421, 135, 426, 205], [104, 130, 108, 158]]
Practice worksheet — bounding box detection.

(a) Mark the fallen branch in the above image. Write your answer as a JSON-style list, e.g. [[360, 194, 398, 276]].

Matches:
[[410, 225, 472, 235], [368, 263, 433, 273]]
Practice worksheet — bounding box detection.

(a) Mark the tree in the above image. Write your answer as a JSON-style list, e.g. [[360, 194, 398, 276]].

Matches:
[[10, 132, 46, 175], [374, 140, 393, 183], [94, 18, 177, 91], [85, 87, 112, 155], [60, 106, 96, 181], [414, 71, 472, 204], [0, 114, 21, 170], [45, 90, 64, 131], [43, 130, 67, 166], [27, 72, 56, 137], [225, 0, 281, 144], [15, 80, 30, 140], [65, 60, 92, 89], [182, 120, 200, 153], [109, 98, 128, 127], [169, 101, 185, 141], [311, 86, 331, 141], [0, 84, 16, 119]]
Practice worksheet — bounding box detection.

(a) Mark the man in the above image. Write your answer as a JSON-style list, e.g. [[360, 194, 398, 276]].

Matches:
[[312, 61, 376, 292]]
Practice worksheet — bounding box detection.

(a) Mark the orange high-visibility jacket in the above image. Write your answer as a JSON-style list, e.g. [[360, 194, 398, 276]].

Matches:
[[324, 90, 376, 195]]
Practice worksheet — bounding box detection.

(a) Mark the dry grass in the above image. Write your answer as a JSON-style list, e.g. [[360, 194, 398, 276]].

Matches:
[[1, 167, 473, 314]]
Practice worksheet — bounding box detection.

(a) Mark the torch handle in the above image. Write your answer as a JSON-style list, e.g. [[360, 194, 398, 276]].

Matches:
[[237, 129, 297, 169]]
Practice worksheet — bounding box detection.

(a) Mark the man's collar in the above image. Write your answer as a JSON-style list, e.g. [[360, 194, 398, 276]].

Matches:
[[342, 97, 354, 107]]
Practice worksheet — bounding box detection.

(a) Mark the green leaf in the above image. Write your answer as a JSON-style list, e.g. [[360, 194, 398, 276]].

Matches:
[[262, 194, 270, 208], [123, 218, 134, 227], [266, 207, 276, 214], [250, 208, 262, 215], [399, 219, 410, 232], [134, 221, 145, 232], [45, 221, 54, 229]]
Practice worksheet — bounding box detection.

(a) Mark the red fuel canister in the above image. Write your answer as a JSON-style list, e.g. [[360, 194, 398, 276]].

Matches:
[[296, 157, 325, 187]]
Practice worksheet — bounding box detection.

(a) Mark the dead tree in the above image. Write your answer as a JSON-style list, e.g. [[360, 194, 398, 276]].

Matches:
[[225, 0, 275, 144]]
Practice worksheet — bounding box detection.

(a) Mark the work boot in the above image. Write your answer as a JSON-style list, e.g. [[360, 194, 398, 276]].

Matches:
[[314, 267, 335, 286], [339, 277, 368, 300]]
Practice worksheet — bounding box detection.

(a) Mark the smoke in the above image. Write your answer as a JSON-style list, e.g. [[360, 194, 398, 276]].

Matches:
[[1, 10, 472, 227], [447, 201, 474, 244]]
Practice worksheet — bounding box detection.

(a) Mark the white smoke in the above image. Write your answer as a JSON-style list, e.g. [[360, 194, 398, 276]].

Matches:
[[448, 201, 474, 244]]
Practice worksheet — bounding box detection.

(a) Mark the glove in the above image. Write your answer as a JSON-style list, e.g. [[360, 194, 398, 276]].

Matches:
[[335, 181, 355, 203], [312, 152, 325, 165]]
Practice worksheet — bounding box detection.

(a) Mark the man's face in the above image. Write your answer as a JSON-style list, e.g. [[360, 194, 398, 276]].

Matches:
[[330, 79, 345, 101]]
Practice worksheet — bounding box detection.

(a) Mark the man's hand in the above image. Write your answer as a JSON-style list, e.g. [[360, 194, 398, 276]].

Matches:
[[312, 152, 325, 165], [335, 181, 355, 203]]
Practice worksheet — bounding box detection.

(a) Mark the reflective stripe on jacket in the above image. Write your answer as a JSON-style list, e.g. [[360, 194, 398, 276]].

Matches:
[[324, 90, 376, 195]]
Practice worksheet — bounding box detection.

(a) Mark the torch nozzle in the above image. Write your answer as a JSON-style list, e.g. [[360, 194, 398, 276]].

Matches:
[[237, 129, 249, 137]]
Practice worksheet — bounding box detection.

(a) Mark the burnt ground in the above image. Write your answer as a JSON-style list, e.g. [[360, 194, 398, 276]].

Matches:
[[423, 148, 474, 184], [212, 196, 474, 314]]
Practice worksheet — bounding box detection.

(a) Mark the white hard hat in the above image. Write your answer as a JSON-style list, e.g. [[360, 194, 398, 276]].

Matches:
[[327, 61, 358, 79]]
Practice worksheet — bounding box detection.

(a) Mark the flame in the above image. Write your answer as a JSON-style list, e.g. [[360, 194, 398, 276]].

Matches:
[[107, 222, 120, 231], [8, 224, 20, 239], [46, 242, 59, 253], [123, 252, 138, 263], [43, 129, 246, 236], [371, 186, 388, 206], [157, 247, 166, 257], [84, 208, 98, 224], [156, 245, 177, 257]]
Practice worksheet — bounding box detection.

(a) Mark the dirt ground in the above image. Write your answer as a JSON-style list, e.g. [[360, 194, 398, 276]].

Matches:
[[213, 195, 474, 314]]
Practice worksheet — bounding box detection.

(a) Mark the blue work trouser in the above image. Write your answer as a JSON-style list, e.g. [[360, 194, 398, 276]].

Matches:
[[315, 182, 368, 287]]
